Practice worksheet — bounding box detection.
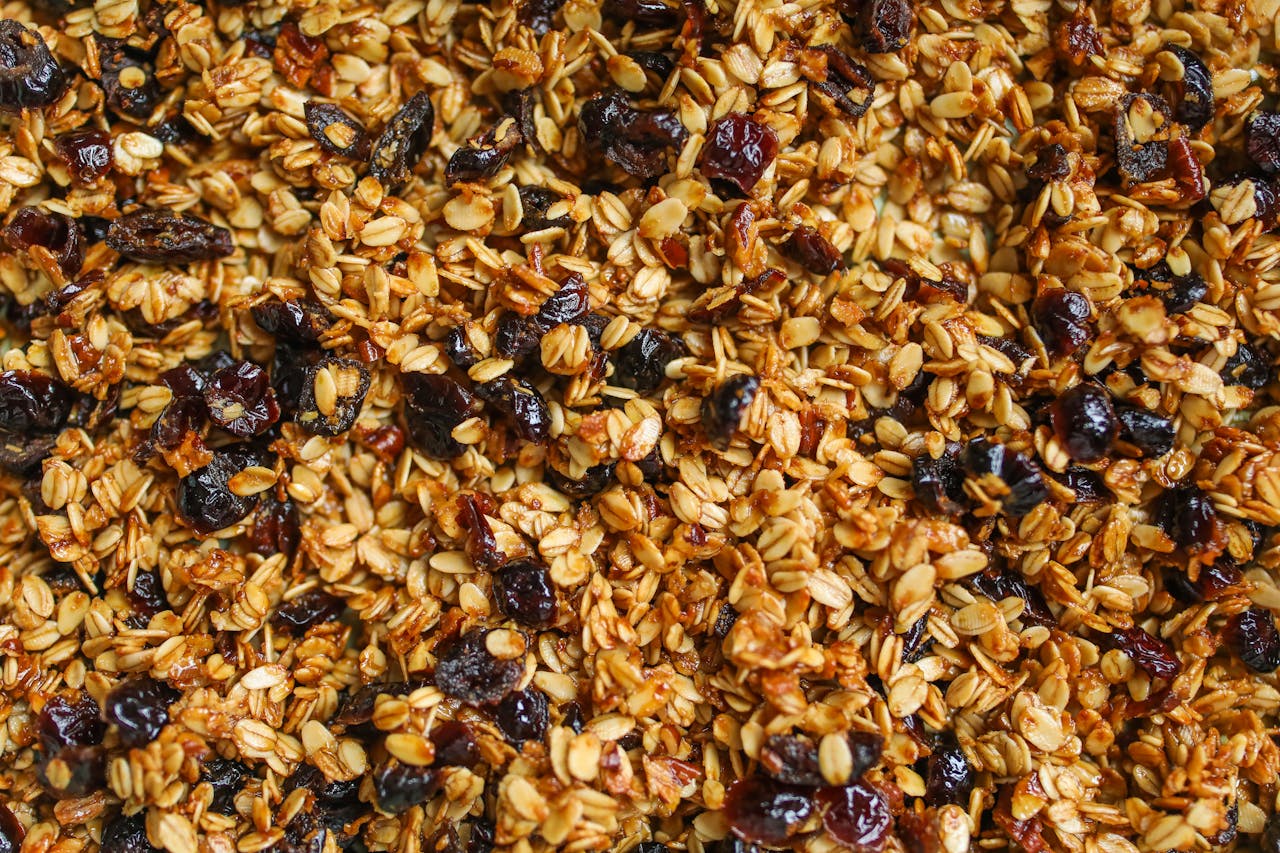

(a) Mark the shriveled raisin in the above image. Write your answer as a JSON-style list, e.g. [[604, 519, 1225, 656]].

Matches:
[[101, 814, 160, 853], [250, 494, 301, 558], [1115, 404, 1174, 457], [760, 735, 823, 787], [536, 274, 590, 326], [434, 629, 524, 705], [1107, 625, 1181, 680], [961, 438, 1048, 516], [847, 0, 913, 53], [4, 208, 83, 277], [373, 762, 440, 814], [430, 719, 481, 768], [911, 443, 966, 514], [817, 782, 892, 851], [370, 91, 436, 188], [296, 357, 370, 435], [781, 225, 845, 274], [722, 777, 815, 847], [491, 688, 549, 746], [1026, 143, 1070, 183], [546, 462, 615, 498], [446, 119, 523, 186], [614, 328, 684, 394], [602, 0, 681, 25], [805, 47, 875, 119], [0, 370, 73, 435], [0, 20, 67, 110], [1246, 112, 1280, 174], [251, 298, 332, 343], [1113, 93, 1173, 184], [97, 40, 159, 119], [924, 734, 973, 807], [201, 758, 251, 814], [402, 374, 481, 459], [1225, 607, 1280, 673], [1032, 289, 1091, 355], [847, 731, 884, 778], [103, 677, 180, 748], [579, 90, 687, 180], [700, 114, 778, 196], [176, 447, 263, 534], [304, 101, 371, 160], [106, 209, 234, 263], [1221, 343, 1270, 389], [204, 361, 280, 437], [518, 0, 567, 32], [272, 590, 345, 632], [969, 569, 1055, 627], [1049, 383, 1117, 462], [475, 376, 550, 444], [702, 374, 760, 449], [54, 129, 112, 184], [517, 186, 573, 232], [493, 558, 558, 627], [0, 804, 23, 853], [38, 693, 105, 753]]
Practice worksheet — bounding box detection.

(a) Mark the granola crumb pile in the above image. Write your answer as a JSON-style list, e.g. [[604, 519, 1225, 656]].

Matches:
[[1, 0, 1280, 849]]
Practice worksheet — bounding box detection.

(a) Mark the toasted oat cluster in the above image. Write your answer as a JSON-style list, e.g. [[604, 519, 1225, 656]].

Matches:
[[1, 0, 1280, 848]]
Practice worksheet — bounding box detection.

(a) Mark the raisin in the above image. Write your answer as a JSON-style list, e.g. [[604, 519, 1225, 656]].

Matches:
[[847, 732, 884, 779], [1155, 485, 1223, 557], [518, 0, 567, 32], [760, 735, 823, 787], [1026, 143, 1070, 183], [517, 186, 573, 231], [445, 325, 483, 369], [247, 493, 301, 559], [560, 702, 586, 733], [702, 374, 760, 449], [370, 91, 435, 188], [614, 328, 684, 394], [272, 590, 345, 632], [1032, 289, 1091, 355], [722, 777, 815, 847], [1166, 136, 1206, 201], [1225, 607, 1280, 673], [251, 298, 332, 343], [0, 434, 56, 475], [106, 209, 234, 263], [911, 443, 966, 515], [700, 114, 778, 196], [806, 47, 875, 119], [1247, 112, 1280, 174], [429, 719, 481, 768], [204, 361, 280, 437], [900, 614, 931, 663], [1212, 173, 1279, 228], [1113, 93, 1173, 184], [817, 782, 892, 851], [1115, 404, 1174, 457], [1107, 625, 1181, 680], [128, 569, 168, 623], [446, 119, 523, 186], [37, 694, 105, 753], [847, 0, 913, 53], [969, 569, 1055, 627], [492, 688, 550, 746], [103, 677, 180, 748], [176, 447, 263, 535], [403, 374, 481, 459], [433, 629, 524, 705], [296, 357, 370, 435], [494, 313, 545, 363], [55, 129, 112, 184], [458, 492, 503, 570], [0, 805, 23, 853], [1049, 383, 1117, 462], [712, 603, 738, 638], [493, 558, 558, 627], [1162, 45, 1213, 130], [1221, 343, 1270, 389], [1052, 5, 1102, 67], [536, 274, 591, 326], [1207, 801, 1237, 846], [993, 785, 1050, 853], [101, 814, 160, 853], [304, 101, 371, 160], [546, 462, 615, 498], [579, 90, 687, 180], [152, 114, 197, 144], [334, 682, 420, 727], [1167, 559, 1246, 603], [475, 376, 551, 444], [602, 0, 682, 25], [0, 370, 73, 434], [1142, 266, 1206, 314], [0, 20, 67, 110], [924, 734, 973, 807], [4, 207, 84, 277], [781, 225, 845, 275], [201, 758, 251, 814], [961, 438, 1048, 517]]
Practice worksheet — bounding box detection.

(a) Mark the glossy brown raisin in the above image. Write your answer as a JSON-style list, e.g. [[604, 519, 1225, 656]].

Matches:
[[103, 677, 179, 748], [250, 493, 301, 558], [373, 761, 440, 814], [961, 438, 1048, 516], [97, 39, 160, 119], [702, 374, 760, 449], [1162, 44, 1214, 131], [924, 733, 973, 806], [817, 782, 892, 851], [1225, 607, 1280, 673], [295, 357, 370, 436], [722, 777, 815, 847], [493, 558, 557, 627], [106, 209, 234, 263], [1049, 383, 1117, 462], [272, 589, 345, 632], [1113, 93, 1173, 184], [0, 370, 74, 435], [614, 328, 685, 394], [433, 629, 524, 705], [1247, 112, 1280, 174], [204, 361, 280, 437], [252, 298, 332, 343], [579, 89, 687, 180], [1107, 625, 1181, 680], [0, 20, 67, 110], [700, 114, 778, 196], [781, 225, 845, 274], [1026, 143, 1070, 183], [304, 101, 371, 160], [4, 207, 83, 277], [847, 0, 913, 53], [1032, 289, 1091, 355], [760, 735, 823, 787], [402, 373, 480, 459], [446, 119, 523, 186], [54, 129, 112, 184], [491, 688, 549, 746], [370, 91, 436, 188], [176, 447, 263, 534], [475, 376, 550, 444], [806, 47, 875, 119]]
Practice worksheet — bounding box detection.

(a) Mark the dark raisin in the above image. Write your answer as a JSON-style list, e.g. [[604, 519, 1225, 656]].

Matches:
[[1207, 800, 1238, 846], [152, 114, 198, 144], [433, 629, 524, 705], [272, 590, 345, 632], [847, 732, 884, 779], [0, 370, 73, 435], [969, 569, 1055, 627], [1224, 607, 1280, 673], [1221, 343, 1270, 389], [900, 614, 931, 663], [722, 777, 815, 847], [128, 569, 168, 622], [700, 114, 778, 197], [712, 603, 738, 638], [536, 274, 591, 326], [492, 688, 550, 746], [1156, 271, 1207, 314], [1032, 290, 1091, 355], [494, 558, 558, 627], [602, 0, 681, 25], [781, 225, 845, 275], [37, 694, 104, 753], [560, 702, 586, 733], [204, 361, 280, 437], [517, 186, 572, 231], [176, 447, 263, 535], [993, 785, 1050, 853], [446, 119, 523, 186], [805, 47, 875, 119], [627, 50, 675, 82], [702, 374, 760, 449], [106, 209, 234, 263], [370, 91, 435, 188], [1166, 559, 1245, 604], [760, 735, 823, 787], [295, 357, 370, 435], [1113, 93, 1172, 184], [0, 804, 23, 853], [103, 677, 180, 748], [458, 492, 504, 570], [97, 41, 159, 119], [304, 101, 371, 160], [55, 129, 113, 184], [101, 813, 160, 853], [201, 758, 251, 814], [1155, 485, 1223, 556], [1107, 625, 1181, 680], [334, 682, 417, 727], [38, 743, 106, 797], [283, 764, 365, 827], [430, 719, 482, 768], [847, 0, 913, 52], [546, 462, 615, 498], [445, 325, 483, 369], [1264, 812, 1280, 853], [518, 0, 567, 32], [403, 374, 481, 459], [1026, 143, 1070, 183], [1247, 112, 1280, 174], [4, 207, 84, 277], [0, 20, 67, 110], [579, 89, 687, 180], [465, 819, 496, 853], [704, 841, 762, 853], [1049, 383, 1117, 462], [475, 376, 551, 444], [614, 328, 684, 394], [0, 433, 56, 475], [1212, 173, 1279, 228], [1115, 404, 1174, 457], [251, 298, 332, 343], [924, 734, 973, 807], [494, 313, 545, 363], [911, 443, 966, 514], [961, 438, 1048, 517], [817, 782, 892, 851]]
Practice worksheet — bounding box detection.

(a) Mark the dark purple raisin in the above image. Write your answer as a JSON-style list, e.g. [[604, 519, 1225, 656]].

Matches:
[[0, 20, 66, 109], [1207, 801, 1237, 846], [295, 357, 370, 435], [518, 0, 567, 32], [900, 614, 931, 663], [806, 47, 875, 119], [1056, 465, 1109, 503], [403, 374, 480, 459], [1167, 559, 1245, 604], [781, 225, 845, 275], [1113, 93, 1172, 184], [1225, 607, 1280, 673], [475, 376, 550, 444], [1247, 112, 1280, 174], [334, 681, 416, 727], [517, 186, 572, 232], [176, 447, 263, 535], [0, 370, 73, 434], [1026, 143, 1070, 183], [251, 298, 332, 343], [434, 629, 524, 705], [0, 804, 22, 853], [97, 40, 159, 119], [55, 129, 112, 184], [0, 433, 55, 475], [494, 558, 558, 627], [201, 758, 251, 814], [817, 782, 892, 851], [4, 207, 84, 277], [1159, 272, 1206, 314], [579, 89, 687, 180], [602, 0, 681, 25], [1163, 45, 1214, 131], [492, 688, 549, 746], [847, 732, 884, 779], [1213, 173, 1280, 228], [272, 589, 345, 632], [106, 209, 234, 263], [445, 325, 482, 369], [250, 494, 301, 558], [430, 719, 482, 768], [370, 91, 435, 188], [614, 328, 685, 394], [458, 492, 504, 570], [712, 603, 738, 638], [37, 694, 104, 753], [128, 570, 168, 622], [847, 0, 913, 52], [700, 114, 778, 197], [546, 462, 615, 498], [1049, 383, 1117, 462], [101, 814, 160, 853], [722, 777, 815, 847], [304, 101, 371, 160], [560, 702, 586, 733], [204, 361, 280, 437], [924, 734, 973, 807], [760, 735, 823, 787], [494, 313, 545, 363], [702, 374, 760, 449], [961, 438, 1048, 517], [627, 50, 675, 82], [1221, 343, 1270, 389], [446, 119, 523, 186], [103, 677, 180, 748], [536, 274, 590, 326], [1107, 625, 1181, 680], [1115, 404, 1174, 457], [1155, 485, 1223, 554], [373, 760, 440, 814], [911, 443, 966, 514], [465, 819, 496, 853], [976, 335, 1031, 374], [969, 569, 1055, 627], [152, 113, 197, 144], [1032, 290, 1091, 355]]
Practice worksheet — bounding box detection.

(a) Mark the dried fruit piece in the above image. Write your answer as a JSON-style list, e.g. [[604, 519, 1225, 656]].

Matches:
[[0, 20, 67, 109], [252, 298, 333, 343], [702, 374, 760, 449], [370, 91, 436, 188], [1155, 485, 1224, 558], [806, 47, 876, 119], [296, 357, 370, 436], [518, 0, 567, 32], [1113, 93, 1173, 184], [602, 0, 681, 25], [100, 814, 160, 853], [517, 186, 573, 232], [304, 101, 371, 160], [0, 804, 24, 853], [1225, 607, 1280, 673], [1026, 143, 1071, 183], [373, 761, 440, 814], [103, 677, 179, 748], [781, 225, 845, 274], [912, 443, 966, 514], [760, 735, 823, 787], [55, 129, 113, 184], [0, 370, 74, 435], [204, 361, 280, 437], [1247, 112, 1280, 174], [1115, 404, 1174, 457], [38, 694, 105, 752], [1049, 383, 1117, 462], [1221, 343, 1270, 389], [493, 558, 557, 627], [1032, 289, 1091, 355], [430, 719, 482, 768], [4, 208, 84, 277], [579, 89, 687, 180], [402, 374, 481, 459], [817, 782, 892, 851], [847, 732, 884, 778], [969, 569, 1055, 627], [176, 447, 264, 534], [536, 274, 590, 326], [97, 40, 159, 119], [250, 493, 301, 558], [1162, 45, 1214, 131], [446, 118, 523, 186], [492, 688, 549, 746], [614, 328, 685, 394], [845, 0, 913, 53], [201, 758, 251, 814], [701, 114, 778, 196], [475, 376, 551, 443], [924, 734, 973, 806], [1107, 625, 1181, 680], [961, 439, 1048, 517], [722, 777, 815, 847], [434, 629, 524, 705], [106, 209, 234, 263], [273, 590, 345, 632]]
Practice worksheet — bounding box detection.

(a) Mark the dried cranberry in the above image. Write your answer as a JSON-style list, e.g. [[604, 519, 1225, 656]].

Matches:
[[204, 361, 280, 437], [0, 20, 67, 109], [700, 114, 778, 196], [4, 207, 84, 277], [912, 443, 966, 514], [251, 298, 332, 343], [1026, 144, 1070, 183], [1049, 383, 1117, 462], [446, 119, 523, 186], [104, 677, 179, 748], [1115, 404, 1174, 457], [476, 376, 550, 444], [818, 782, 892, 851], [722, 777, 815, 846], [1113, 94, 1173, 184], [760, 735, 823, 787], [201, 758, 251, 814], [106, 209, 234, 263], [1221, 343, 1270, 389], [1225, 607, 1280, 673], [1032, 290, 1091, 355], [806, 47, 875, 119], [304, 101, 371, 160], [846, 0, 913, 53], [55, 129, 112, 184], [1247, 112, 1280, 174], [1107, 625, 1181, 680], [430, 719, 482, 768], [924, 734, 973, 807], [492, 688, 549, 746], [402, 373, 481, 459], [296, 357, 370, 435], [370, 91, 435, 188], [782, 226, 845, 275], [273, 590, 345, 632], [0, 370, 73, 435], [97, 40, 159, 119], [579, 90, 687, 180], [433, 629, 524, 705], [969, 569, 1055, 627], [961, 438, 1048, 516], [614, 328, 684, 394], [38, 694, 105, 753], [101, 814, 159, 853], [494, 558, 557, 627], [176, 447, 263, 534], [702, 374, 760, 449]]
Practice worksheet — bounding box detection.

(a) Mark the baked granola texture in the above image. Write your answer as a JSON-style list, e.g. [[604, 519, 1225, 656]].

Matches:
[[0, 0, 1278, 848]]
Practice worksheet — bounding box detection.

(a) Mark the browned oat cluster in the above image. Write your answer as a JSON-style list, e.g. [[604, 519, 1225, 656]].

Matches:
[[2, 0, 1280, 849]]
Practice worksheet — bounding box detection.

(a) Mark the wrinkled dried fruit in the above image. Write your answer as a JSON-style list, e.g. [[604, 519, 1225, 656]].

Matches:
[[961, 438, 1048, 516], [1155, 485, 1223, 557], [1222, 343, 1270, 389], [370, 91, 436, 187], [614, 328, 685, 394], [722, 777, 815, 846], [579, 89, 687, 180], [847, 0, 913, 53], [702, 374, 760, 448], [518, 0, 567, 32], [1050, 383, 1117, 462], [760, 735, 823, 787], [403, 374, 481, 459], [273, 589, 345, 632], [0, 370, 73, 435], [1225, 607, 1280, 673], [0, 804, 23, 853], [101, 814, 159, 853], [4, 207, 84, 277], [251, 298, 332, 343], [781, 225, 845, 274], [296, 357, 370, 435], [546, 462, 615, 498], [106, 209, 234, 263], [250, 493, 301, 558], [924, 734, 973, 806], [602, 0, 681, 25], [475, 376, 550, 443], [205, 361, 280, 437], [201, 758, 250, 814], [912, 443, 966, 514], [97, 40, 159, 119], [1026, 143, 1070, 183], [517, 186, 573, 232], [0, 20, 67, 109], [446, 118, 523, 185], [104, 677, 179, 748], [1115, 404, 1174, 457], [492, 688, 549, 746], [1162, 45, 1213, 131], [176, 447, 264, 534], [38, 693, 104, 753], [55, 128, 112, 184], [434, 629, 524, 705], [373, 761, 440, 814], [493, 558, 557, 627], [847, 732, 884, 778], [701, 114, 778, 196], [806, 47, 875, 118], [818, 782, 892, 851], [1032, 289, 1091, 355], [304, 101, 371, 160], [1247, 112, 1280, 174], [536, 274, 590, 326], [969, 569, 1055, 627], [1113, 93, 1173, 184], [1107, 625, 1181, 680]]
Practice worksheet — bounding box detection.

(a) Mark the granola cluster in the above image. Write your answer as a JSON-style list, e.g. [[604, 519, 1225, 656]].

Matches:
[[0, 0, 1278, 849]]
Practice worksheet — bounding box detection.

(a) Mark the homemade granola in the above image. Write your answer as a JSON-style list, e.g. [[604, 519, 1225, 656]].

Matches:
[[0, 0, 1278, 849]]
